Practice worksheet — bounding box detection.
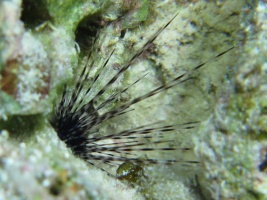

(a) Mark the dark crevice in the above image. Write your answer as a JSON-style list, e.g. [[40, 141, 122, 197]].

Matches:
[[120, 29, 126, 38], [21, 0, 52, 29], [75, 15, 105, 57]]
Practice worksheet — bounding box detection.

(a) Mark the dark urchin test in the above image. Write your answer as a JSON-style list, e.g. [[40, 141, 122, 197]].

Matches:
[[49, 12, 233, 177]]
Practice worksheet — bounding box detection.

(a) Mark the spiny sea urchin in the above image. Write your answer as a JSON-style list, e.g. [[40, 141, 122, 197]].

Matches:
[[49, 12, 233, 176]]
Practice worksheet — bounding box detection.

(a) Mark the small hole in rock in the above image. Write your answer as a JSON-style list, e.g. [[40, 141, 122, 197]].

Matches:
[[21, 0, 52, 29], [75, 15, 105, 56]]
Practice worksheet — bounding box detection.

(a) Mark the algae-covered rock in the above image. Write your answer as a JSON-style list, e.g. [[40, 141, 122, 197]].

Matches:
[[0, 0, 50, 117], [193, 1, 267, 199], [0, 130, 145, 200], [0, 0, 266, 199]]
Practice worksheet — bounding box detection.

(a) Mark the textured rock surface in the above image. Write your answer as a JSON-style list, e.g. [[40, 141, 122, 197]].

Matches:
[[193, 1, 267, 199]]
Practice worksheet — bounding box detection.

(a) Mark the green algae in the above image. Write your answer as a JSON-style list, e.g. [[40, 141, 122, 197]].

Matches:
[[0, 114, 46, 141], [116, 161, 145, 185]]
